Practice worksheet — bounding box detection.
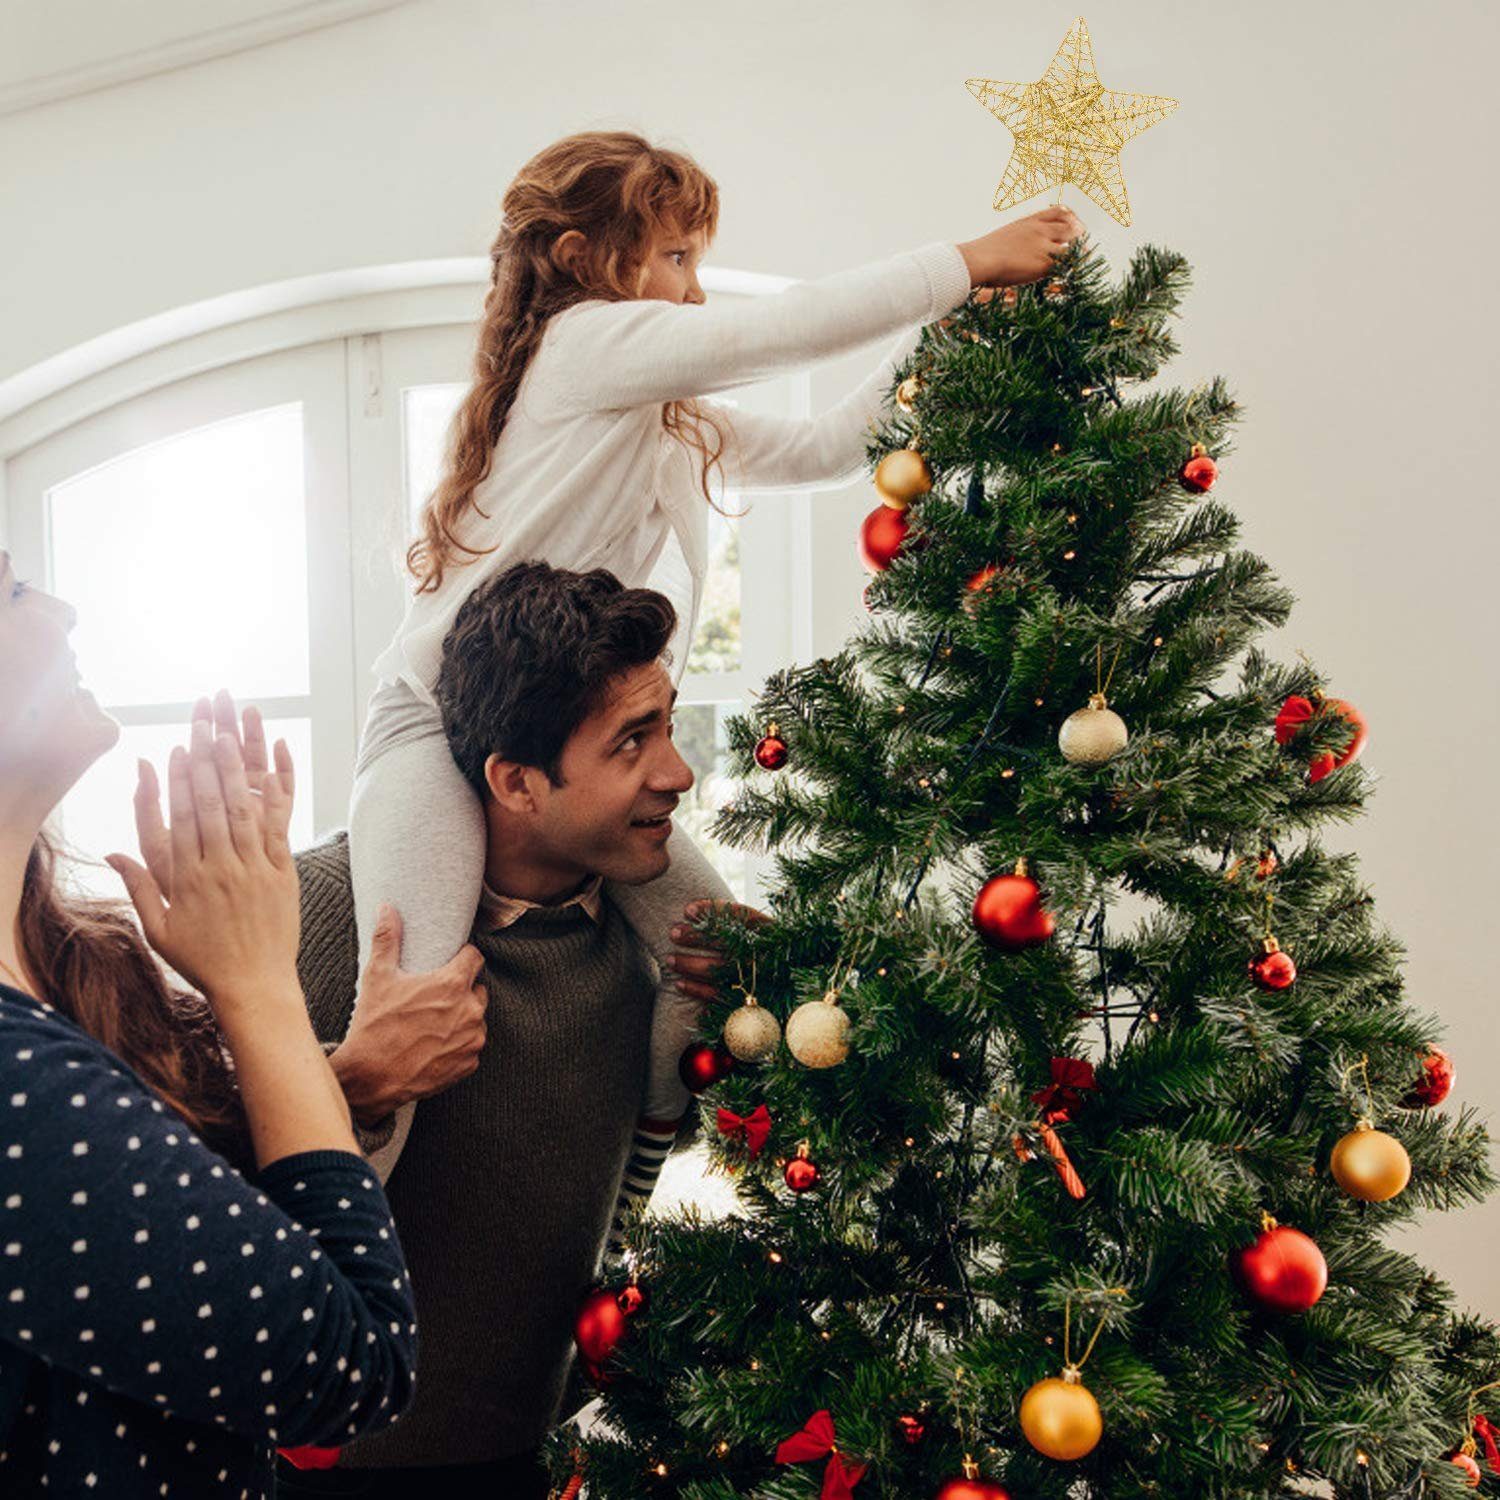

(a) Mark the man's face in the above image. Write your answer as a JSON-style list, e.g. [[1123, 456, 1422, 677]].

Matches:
[[510, 660, 695, 886]]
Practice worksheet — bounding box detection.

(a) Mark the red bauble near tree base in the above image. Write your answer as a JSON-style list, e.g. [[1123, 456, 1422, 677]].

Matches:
[[1235, 1219, 1327, 1313], [860, 503, 912, 573], [1402, 1046, 1456, 1109], [678, 1042, 734, 1095], [934, 1458, 1011, 1500], [972, 859, 1055, 950]]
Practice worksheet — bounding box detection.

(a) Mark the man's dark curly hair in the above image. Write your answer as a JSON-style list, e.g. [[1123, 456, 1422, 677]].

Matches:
[[435, 560, 677, 791]]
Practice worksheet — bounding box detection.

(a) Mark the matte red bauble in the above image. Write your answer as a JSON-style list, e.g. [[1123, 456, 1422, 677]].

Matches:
[[1402, 1046, 1455, 1109], [754, 725, 789, 770], [1248, 937, 1297, 991], [1235, 1221, 1327, 1313], [972, 861, 1054, 950], [574, 1287, 630, 1379], [678, 1042, 734, 1095], [859, 504, 911, 573], [784, 1143, 821, 1193], [1178, 442, 1218, 493]]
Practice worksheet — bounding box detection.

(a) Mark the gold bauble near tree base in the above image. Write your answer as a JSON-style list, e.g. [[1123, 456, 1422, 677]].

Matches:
[[784, 989, 851, 1069], [1330, 1121, 1411, 1203], [874, 449, 932, 511], [1058, 692, 1130, 766], [1020, 1368, 1103, 1461], [722, 995, 782, 1064]]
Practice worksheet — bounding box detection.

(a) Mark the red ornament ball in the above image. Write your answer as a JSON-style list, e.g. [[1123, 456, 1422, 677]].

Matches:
[[1178, 444, 1218, 493], [678, 1042, 734, 1095], [1248, 940, 1297, 991], [895, 1413, 927, 1447], [574, 1286, 631, 1379], [754, 733, 789, 771], [1451, 1451, 1483, 1486], [860, 504, 911, 573], [784, 1150, 821, 1194], [1235, 1223, 1327, 1313], [972, 867, 1055, 950], [277, 1447, 342, 1471], [1274, 694, 1368, 782], [934, 1471, 1011, 1500], [1402, 1046, 1455, 1109], [616, 1281, 649, 1318]]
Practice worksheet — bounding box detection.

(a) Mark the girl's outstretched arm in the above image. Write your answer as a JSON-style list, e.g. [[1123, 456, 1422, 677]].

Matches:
[[532, 243, 971, 416]]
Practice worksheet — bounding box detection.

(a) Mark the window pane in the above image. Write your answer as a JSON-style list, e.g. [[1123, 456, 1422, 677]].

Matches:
[[47, 405, 310, 705], [674, 701, 746, 900], [403, 384, 466, 526], [57, 718, 316, 900], [685, 507, 742, 674]]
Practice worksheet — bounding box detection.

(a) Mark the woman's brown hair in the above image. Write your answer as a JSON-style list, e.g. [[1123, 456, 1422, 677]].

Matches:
[[15, 830, 252, 1167], [407, 130, 726, 594]]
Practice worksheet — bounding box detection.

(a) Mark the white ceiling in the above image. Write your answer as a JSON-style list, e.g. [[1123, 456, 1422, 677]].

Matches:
[[0, 0, 411, 114]]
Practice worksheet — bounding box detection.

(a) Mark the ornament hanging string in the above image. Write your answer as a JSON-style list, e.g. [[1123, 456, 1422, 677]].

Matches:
[[1096, 641, 1123, 701], [1463, 1380, 1500, 1470], [1062, 1288, 1129, 1377], [1341, 1053, 1376, 1128]]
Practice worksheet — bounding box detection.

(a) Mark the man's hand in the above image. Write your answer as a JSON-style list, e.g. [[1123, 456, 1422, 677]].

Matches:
[[328, 905, 489, 1126], [666, 899, 771, 1002]]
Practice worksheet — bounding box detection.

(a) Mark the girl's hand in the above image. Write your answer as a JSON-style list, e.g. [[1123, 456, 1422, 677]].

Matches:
[[107, 704, 301, 1025], [958, 205, 1084, 289]]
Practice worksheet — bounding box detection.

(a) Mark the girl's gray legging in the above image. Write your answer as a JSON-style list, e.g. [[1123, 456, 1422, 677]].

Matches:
[[347, 679, 731, 1180]]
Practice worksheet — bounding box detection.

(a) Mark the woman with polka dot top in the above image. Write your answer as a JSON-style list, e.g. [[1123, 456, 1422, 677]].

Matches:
[[0, 553, 417, 1497]]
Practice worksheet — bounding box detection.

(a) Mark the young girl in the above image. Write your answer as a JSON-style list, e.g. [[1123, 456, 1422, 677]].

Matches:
[[352, 129, 1082, 1194]]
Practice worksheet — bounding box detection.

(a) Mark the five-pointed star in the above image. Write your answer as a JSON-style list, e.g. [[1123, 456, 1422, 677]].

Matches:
[[966, 16, 1178, 227]]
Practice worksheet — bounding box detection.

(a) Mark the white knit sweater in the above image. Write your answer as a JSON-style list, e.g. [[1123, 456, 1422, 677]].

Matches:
[[372, 240, 974, 702]]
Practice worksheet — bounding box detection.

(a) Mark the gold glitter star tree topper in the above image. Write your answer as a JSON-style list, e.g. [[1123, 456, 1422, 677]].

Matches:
[[967, 16, 1178, 227]]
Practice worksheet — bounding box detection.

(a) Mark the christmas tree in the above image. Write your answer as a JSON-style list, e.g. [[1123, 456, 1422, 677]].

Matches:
[[549, 238, 1500, 1500]]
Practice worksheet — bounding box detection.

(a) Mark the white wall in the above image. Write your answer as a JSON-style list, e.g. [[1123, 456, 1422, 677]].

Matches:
[[3, 0, 1499, 1309]]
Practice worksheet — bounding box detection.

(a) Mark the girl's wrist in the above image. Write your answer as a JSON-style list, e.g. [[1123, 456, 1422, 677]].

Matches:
[[204, 971, 309, 1034]]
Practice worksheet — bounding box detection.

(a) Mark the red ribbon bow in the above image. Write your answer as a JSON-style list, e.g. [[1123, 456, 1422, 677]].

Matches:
[[775, 1409, 868, 1500], [716, 1103, 772, 1159], [1475, 1414, 1500, 1473], [1032, 1057, 1097, 1123]]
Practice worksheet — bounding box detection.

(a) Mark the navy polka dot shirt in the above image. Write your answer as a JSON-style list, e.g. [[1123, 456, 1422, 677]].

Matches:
[[0, 984, 418, 1497]]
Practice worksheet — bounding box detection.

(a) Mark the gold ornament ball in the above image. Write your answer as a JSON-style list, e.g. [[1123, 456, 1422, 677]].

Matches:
[[875, 450, 932, 510], [784, 993, 851, 1069], [1330, 1125, 1411, 1203], [895, 376, 924, 413], [1020, 1374, 1102, 1462], [1058, 694, 1130, 766], [722, 1000, 782, 1064]]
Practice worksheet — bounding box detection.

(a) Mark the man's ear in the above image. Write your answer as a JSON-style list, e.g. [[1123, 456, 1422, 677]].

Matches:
[[483, 754, 541, 814], [551, 230, 587, 277]]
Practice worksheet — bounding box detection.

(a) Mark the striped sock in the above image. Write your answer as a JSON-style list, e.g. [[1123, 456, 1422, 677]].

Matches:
[[602, 1119, 678, 1268]]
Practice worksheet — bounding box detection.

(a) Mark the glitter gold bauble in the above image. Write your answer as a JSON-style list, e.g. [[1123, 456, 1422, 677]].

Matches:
[[896, 376, 924, 413], [966, 17, 1179, 228], [874, 450, 932, 510], [1330, 1123, 1411, 1203], [722, 997, 782, 1064], [1058, 693, 1129, 765], [1019, 1371, 1102, 1461], [785, 990, 850, 1069]]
